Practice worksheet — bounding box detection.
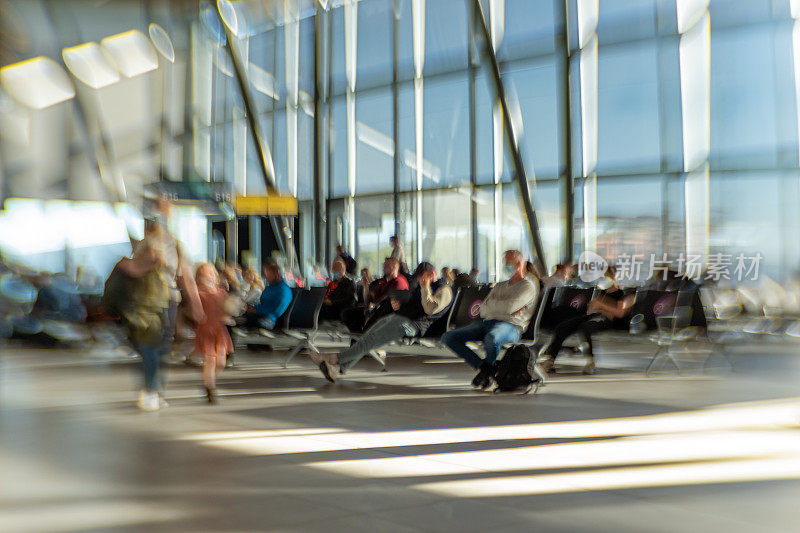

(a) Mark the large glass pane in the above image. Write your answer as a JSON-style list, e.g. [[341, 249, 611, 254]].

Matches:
[[709, 172, 799, 282], [422, 74, 470, 188], [424, 0, 468, 76], [595, 176, 663, 266], [596, 42, 661, 175], [501, 182, 561, 271], [597, 0, 656, 44], [504, 57, 561, 179], [420, 189, 472, 270], [356, 86, 394, 194], [498, 0, 556, 61], [356, 0, 392, 90], [354, 194, 396, 274], [710, 23, 794, 169]]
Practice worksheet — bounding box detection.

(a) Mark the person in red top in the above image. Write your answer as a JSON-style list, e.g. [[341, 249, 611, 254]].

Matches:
[[342, 257, 408, 332], [194, 263, 234, 404], [369, 257, 409, 304]]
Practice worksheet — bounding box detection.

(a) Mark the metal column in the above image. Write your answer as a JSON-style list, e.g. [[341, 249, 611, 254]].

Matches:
[[557, 0, 574, 264], [313, 4, 326, 265], [392, 0, 401, 238]]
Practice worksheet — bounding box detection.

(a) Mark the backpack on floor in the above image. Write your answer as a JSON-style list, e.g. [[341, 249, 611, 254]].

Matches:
[[494, 344, 544, 394]]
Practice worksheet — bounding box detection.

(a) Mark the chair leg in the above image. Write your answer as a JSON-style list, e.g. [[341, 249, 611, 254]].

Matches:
[[704, 346, 734, 372], [283, 342, 305, 368], [645, 347, 663, 376], [665, 349, 682, 374]]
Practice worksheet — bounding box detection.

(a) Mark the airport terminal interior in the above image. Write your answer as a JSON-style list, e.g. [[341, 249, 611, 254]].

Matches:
[[1, 0, 800, 531]]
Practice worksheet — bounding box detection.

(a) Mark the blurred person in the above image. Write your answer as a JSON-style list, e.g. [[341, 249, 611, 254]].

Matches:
[[342, 258, 408, 333], [469, 268, 480, 283], [244, 262, 293, 332], [389, 235, 408, 274], [440, 267, 452, 283], [335, 244, 358, 276], [356, 267, 373, 305], [313, 262, 453, 382], [540, 275, 635, 375], [544, 263, 574, 289], [117, 222, 195, 411], [320, 259, 356, 321], [442, 250, 539, 389], [453, 268, 462, 277], [452, 270, 477, 291], [193, 264, 233, 403], [241, 267, 264, 306]]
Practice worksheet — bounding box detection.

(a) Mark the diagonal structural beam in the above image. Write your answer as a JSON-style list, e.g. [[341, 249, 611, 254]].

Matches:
[[217, 6, 296, 266], [470, 0, 548, 275]]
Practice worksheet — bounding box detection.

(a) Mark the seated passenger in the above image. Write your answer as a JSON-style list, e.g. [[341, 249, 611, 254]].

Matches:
[[312, 262, 453, 382], [245, 263, 293, 331], [335, 244, 358, 277], [540, 276, 634, 375], [320, 259, 356, 321], [442, 250, 539, 389], [341, 257, 409, 333]]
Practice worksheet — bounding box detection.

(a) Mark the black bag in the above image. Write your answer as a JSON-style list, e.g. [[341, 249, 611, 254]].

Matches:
[[494, 344, 544, 394], [101, 261, 134, 319]]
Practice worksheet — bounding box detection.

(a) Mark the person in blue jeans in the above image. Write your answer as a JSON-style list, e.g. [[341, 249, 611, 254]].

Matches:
[[442, 250, 540, 389]]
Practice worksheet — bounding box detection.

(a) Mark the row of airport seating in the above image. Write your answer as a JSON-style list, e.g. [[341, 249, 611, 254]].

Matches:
[[237, 282, 713, 375]]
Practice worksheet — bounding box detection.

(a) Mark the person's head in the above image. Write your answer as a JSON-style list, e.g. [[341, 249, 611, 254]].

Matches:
[[196, 263, 219, 287], [263, 262, 282, 285], [440, 267, 451, 280], [469, 268, 479, 280], [336, 244, 346, 255], [383, 257, 400, 278], [330, 259, 346, 280], [502, 250, 525, 280], [242, 267, 257, 284], [453, 268, 461, 277], [360, 267, 371, 279], [390, 235, 398, 246], [413, 262, 437, 283]]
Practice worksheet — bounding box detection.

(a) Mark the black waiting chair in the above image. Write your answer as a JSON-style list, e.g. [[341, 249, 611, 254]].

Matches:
[[282, 286, 327, 367]]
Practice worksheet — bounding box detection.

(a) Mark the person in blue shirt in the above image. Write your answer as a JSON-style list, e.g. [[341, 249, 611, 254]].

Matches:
[[250, 263, 293, 330]]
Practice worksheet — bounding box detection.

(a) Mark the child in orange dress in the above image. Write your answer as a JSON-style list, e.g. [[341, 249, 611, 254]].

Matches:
[[194, 263, 234, 403]]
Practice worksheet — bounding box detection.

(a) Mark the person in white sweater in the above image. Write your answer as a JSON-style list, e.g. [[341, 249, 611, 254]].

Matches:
[[442, 250, 540, 389]]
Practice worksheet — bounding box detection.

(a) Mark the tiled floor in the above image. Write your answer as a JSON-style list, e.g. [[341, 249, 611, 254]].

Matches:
[[1, 340, 799, 532]]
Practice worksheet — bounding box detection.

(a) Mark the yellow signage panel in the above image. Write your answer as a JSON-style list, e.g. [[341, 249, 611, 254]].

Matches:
[[235, 195, 298, 215]]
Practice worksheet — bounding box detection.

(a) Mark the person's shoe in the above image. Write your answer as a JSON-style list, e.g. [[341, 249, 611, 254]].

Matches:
[[137, 390, 160, 412], [471, 363, 494, 390], [319, 360, 339, 383], [205, 387, 217, 404], [225, 354, 235, 368], [540, 357, 556, 374], [258, 329, 276, 338], [373, 349, 387, 367], [583, 360, 597, 375], [158, 394, 169, 408]]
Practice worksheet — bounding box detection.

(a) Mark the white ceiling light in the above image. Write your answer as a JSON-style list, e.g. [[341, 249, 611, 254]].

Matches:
[[0, 57, 75, 109], [62, 42, 121, 89], [101, 30, 158, 78], [148, 23, 175, 63]]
